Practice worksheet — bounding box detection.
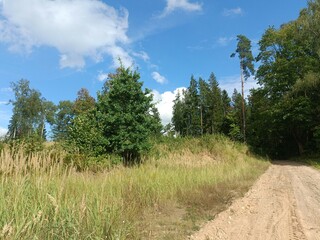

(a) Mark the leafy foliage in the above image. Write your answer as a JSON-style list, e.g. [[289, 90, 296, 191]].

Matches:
[[248, 1, 320, 157], [96, 66, 159, 163], [7, 79, 55, 147], [67, 112, 107, 156], [52, 100, 74, 141], [73, 88, 95, 115]]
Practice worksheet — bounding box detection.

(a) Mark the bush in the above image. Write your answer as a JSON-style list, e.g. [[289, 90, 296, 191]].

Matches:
[[6, 135, 44, 155]]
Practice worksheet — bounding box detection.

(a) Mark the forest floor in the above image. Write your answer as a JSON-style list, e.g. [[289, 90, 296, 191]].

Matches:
[[190, 161, 320, 240]]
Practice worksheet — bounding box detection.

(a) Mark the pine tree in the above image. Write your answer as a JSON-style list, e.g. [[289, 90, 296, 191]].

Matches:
[[221, 90, 231, 117], [207, 73, 224, 134], [198, 77, 210, 134], [227, 89, 244, 141], [231, 35, 255, 141], [172, 91, 187, 136], [184, 76, 201, 136], [150, 106, 163, 136]]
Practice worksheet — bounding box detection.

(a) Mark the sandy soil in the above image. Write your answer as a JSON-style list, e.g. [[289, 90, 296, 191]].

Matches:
[[190, 162, 320, 240]]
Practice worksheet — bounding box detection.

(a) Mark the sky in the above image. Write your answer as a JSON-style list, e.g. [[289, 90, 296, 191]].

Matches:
[[0, 0, 308, 136]]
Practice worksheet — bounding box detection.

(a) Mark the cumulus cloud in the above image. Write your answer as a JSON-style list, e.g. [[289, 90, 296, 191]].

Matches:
[[152, 87, 186, 125], [152, 71, 167, 84], [161, 0, 202, 17], [222, 7, 243, 17], [0, 0, 132, 68], [219, 75, 258, 98]]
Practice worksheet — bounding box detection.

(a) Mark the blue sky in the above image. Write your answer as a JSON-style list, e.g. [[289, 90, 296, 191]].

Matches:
[[0, 0, 308, 136]]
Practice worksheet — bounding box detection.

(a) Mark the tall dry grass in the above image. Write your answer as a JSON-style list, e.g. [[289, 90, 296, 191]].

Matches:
[[0, 135, 270, 239], [0, 144, 65, 176]]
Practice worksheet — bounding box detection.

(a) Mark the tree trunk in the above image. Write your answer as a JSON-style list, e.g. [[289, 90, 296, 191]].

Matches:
[[240, 63, 246, 142], [293, 132, 304, 156], [297, 142, 304, 156], [212, 105, 215, 134], [40, 122, 45, 140]]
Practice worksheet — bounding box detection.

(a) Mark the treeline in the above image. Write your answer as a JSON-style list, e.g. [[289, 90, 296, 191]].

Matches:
[[172, 0, 320, 158], [172, 74, 245, 141], [248, 0, 320, 157], [7, 66, 162, 163]]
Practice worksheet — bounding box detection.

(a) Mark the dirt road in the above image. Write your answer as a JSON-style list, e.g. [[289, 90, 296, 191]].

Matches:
[[190, 162, 320, 240]]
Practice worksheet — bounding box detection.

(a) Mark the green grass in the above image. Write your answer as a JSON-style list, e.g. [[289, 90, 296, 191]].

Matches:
[[0, 135, 270, 239], [289, 154, 320, 169], [303, 156, 320, 169], [312, 162, 320, 169]]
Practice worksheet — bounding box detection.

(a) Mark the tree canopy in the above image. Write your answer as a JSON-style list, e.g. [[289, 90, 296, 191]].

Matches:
[[96, 66, 158, 163], [248, 0, 320, 157], [8, 79, 55, 141]]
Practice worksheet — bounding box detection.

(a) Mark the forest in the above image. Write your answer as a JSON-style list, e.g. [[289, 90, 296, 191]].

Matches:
[[172, 1, 320, 159]]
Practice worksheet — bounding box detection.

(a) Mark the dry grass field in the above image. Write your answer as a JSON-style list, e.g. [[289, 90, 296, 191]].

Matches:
[[0, 135, 269, 239]]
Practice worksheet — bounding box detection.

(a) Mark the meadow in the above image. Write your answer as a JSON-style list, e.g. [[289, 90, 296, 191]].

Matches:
[[0, 135, 269, 239]]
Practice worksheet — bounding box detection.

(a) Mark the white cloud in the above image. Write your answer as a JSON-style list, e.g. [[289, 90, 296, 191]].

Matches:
[[0, 101, 8, 105], [97, 72, 109, 82], [152, 87, 186, 125], [60, 53, 85, 69], [219, 75, 258, 98], [217, 37, 235, 47], [132, 51, 150, 62], [152, 71, 167, 84], [107, 45, 133, 68], [222, 7, 243, 17], [0, 127, 7, 137], [161, 0, 202, 17], [0, 0, 132, 68]]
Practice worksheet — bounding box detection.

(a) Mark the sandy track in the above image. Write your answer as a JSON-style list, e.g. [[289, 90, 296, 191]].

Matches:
[[190, 162, 320, 240]]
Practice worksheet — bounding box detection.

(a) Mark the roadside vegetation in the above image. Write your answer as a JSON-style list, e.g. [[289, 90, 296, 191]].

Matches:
[[292, 155, 320, 169], [0, 136, 269, 239]]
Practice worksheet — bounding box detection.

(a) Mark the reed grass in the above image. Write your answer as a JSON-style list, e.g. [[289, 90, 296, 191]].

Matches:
[[0, 135, 269, 239]]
